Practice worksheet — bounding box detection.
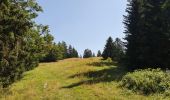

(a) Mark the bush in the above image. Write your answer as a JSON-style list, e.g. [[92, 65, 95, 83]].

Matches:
[[120, 68, 170, 95]]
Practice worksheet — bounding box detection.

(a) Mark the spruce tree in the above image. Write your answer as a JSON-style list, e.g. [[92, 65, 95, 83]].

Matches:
[[124, 0, 141, 70], [66, 45, 79, 58], [92, 53, 96, 57], [97, 50, 102, 57], [67, 45, 73, 58], [72, 48, 79, 58], [102, 37, 115, 60], [61, 41, 67, 59], [83, 49, 92, 58], [124, 0, 170, 70], [112, 38, 125, 62]]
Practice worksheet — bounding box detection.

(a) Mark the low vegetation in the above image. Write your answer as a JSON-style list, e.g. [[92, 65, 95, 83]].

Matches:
[[1, 0, 170, 99], [0, 58, 169, 100], [120, 69, 170, 95]]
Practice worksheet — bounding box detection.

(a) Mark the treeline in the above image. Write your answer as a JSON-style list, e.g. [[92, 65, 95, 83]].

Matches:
[[0, 0, 43, 87], [40, 41, 79, 62], [82, 36, 125, 61], [82, 49, 102, 58], [0, 0, 79, 87], [102, 0, 170, 71], [82, 49, 96, 58], [102, 37, 125, 62], [124, 0, 170, 70]]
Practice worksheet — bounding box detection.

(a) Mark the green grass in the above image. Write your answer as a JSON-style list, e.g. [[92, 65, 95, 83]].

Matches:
[[0, 58, 169, 100]]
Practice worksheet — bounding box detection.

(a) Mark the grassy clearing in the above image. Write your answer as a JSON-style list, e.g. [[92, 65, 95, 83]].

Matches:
[[0, 58, 169, 100]]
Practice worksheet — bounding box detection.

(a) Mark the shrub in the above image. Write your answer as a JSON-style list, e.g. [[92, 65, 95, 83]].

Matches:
[[106, 57, 113, 63], [120, 68, 170, 95]]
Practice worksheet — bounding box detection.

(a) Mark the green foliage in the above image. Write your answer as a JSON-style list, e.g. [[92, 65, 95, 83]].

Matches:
[[60, 41, 67, 59], [120, 69, 170, 95], [41, 45, 58, 62], [102, 37, 125, 62], [97, 50, 102, 57], [67, 45, 79, 58], [40, 43, 79, 62], [105, 57, 113, 63], [83, 49, 93, 58], [124, 0, 170, 70], [0, 0, 42, 87], [0, 0, 78, 87], [112, 38, 125, 62], [102, 37, 114, 59], [92, 53, 96, 57], [1, 58, 168, 99]]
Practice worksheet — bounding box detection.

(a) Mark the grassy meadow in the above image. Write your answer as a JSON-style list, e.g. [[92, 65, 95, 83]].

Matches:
[[0, 58, 169, 100]]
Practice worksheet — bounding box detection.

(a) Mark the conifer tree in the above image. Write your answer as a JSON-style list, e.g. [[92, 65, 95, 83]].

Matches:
[[72, 48, 79, 58], [0, 0, 42, 87], [61, 41, 67, 59], [113, 38, 125, 61], [92, 53, 96, 57], [97, 50, 102, 57], [102, 37, 115, 60], [67, 45, 73, 58], [83, 49, 92, 58], [124, 0, 170, 70], [67, 45, 78, 58]]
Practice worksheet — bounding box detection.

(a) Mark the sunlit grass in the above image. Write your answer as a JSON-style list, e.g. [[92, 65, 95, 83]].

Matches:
[[0, 57, 169, 100]]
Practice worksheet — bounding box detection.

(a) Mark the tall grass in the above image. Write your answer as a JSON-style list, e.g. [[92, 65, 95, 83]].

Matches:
[[0, 58, 169, 100]]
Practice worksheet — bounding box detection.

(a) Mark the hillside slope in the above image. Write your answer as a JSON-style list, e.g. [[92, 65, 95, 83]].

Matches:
[[0, 58, 168, 100]]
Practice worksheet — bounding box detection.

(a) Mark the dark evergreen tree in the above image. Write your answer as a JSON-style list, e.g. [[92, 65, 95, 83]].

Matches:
[[113, 38, 125, 62], [102, 37, 125, 62], [124, 0, 141, 70], [124, 0, 170, 70], [102, 37, 115, 59], [67, 45, 73, 58], [97, 50, 102, 57], [57, 42, 66, 59], [72, 48, 79, 58], [83, 49, 92, 58], [0, 0, 42, 87], [61, 41, 67, 59], [92, 53, 96, 57], [66, 45, 78, 58]]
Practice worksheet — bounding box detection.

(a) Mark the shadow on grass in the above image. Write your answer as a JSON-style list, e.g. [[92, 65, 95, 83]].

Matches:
[[62, 62, 127, 89], [87, 61, 118, 67]]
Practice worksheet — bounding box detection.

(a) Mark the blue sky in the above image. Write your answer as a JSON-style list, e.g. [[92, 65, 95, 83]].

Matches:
[[35, 0, 127, 55]]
